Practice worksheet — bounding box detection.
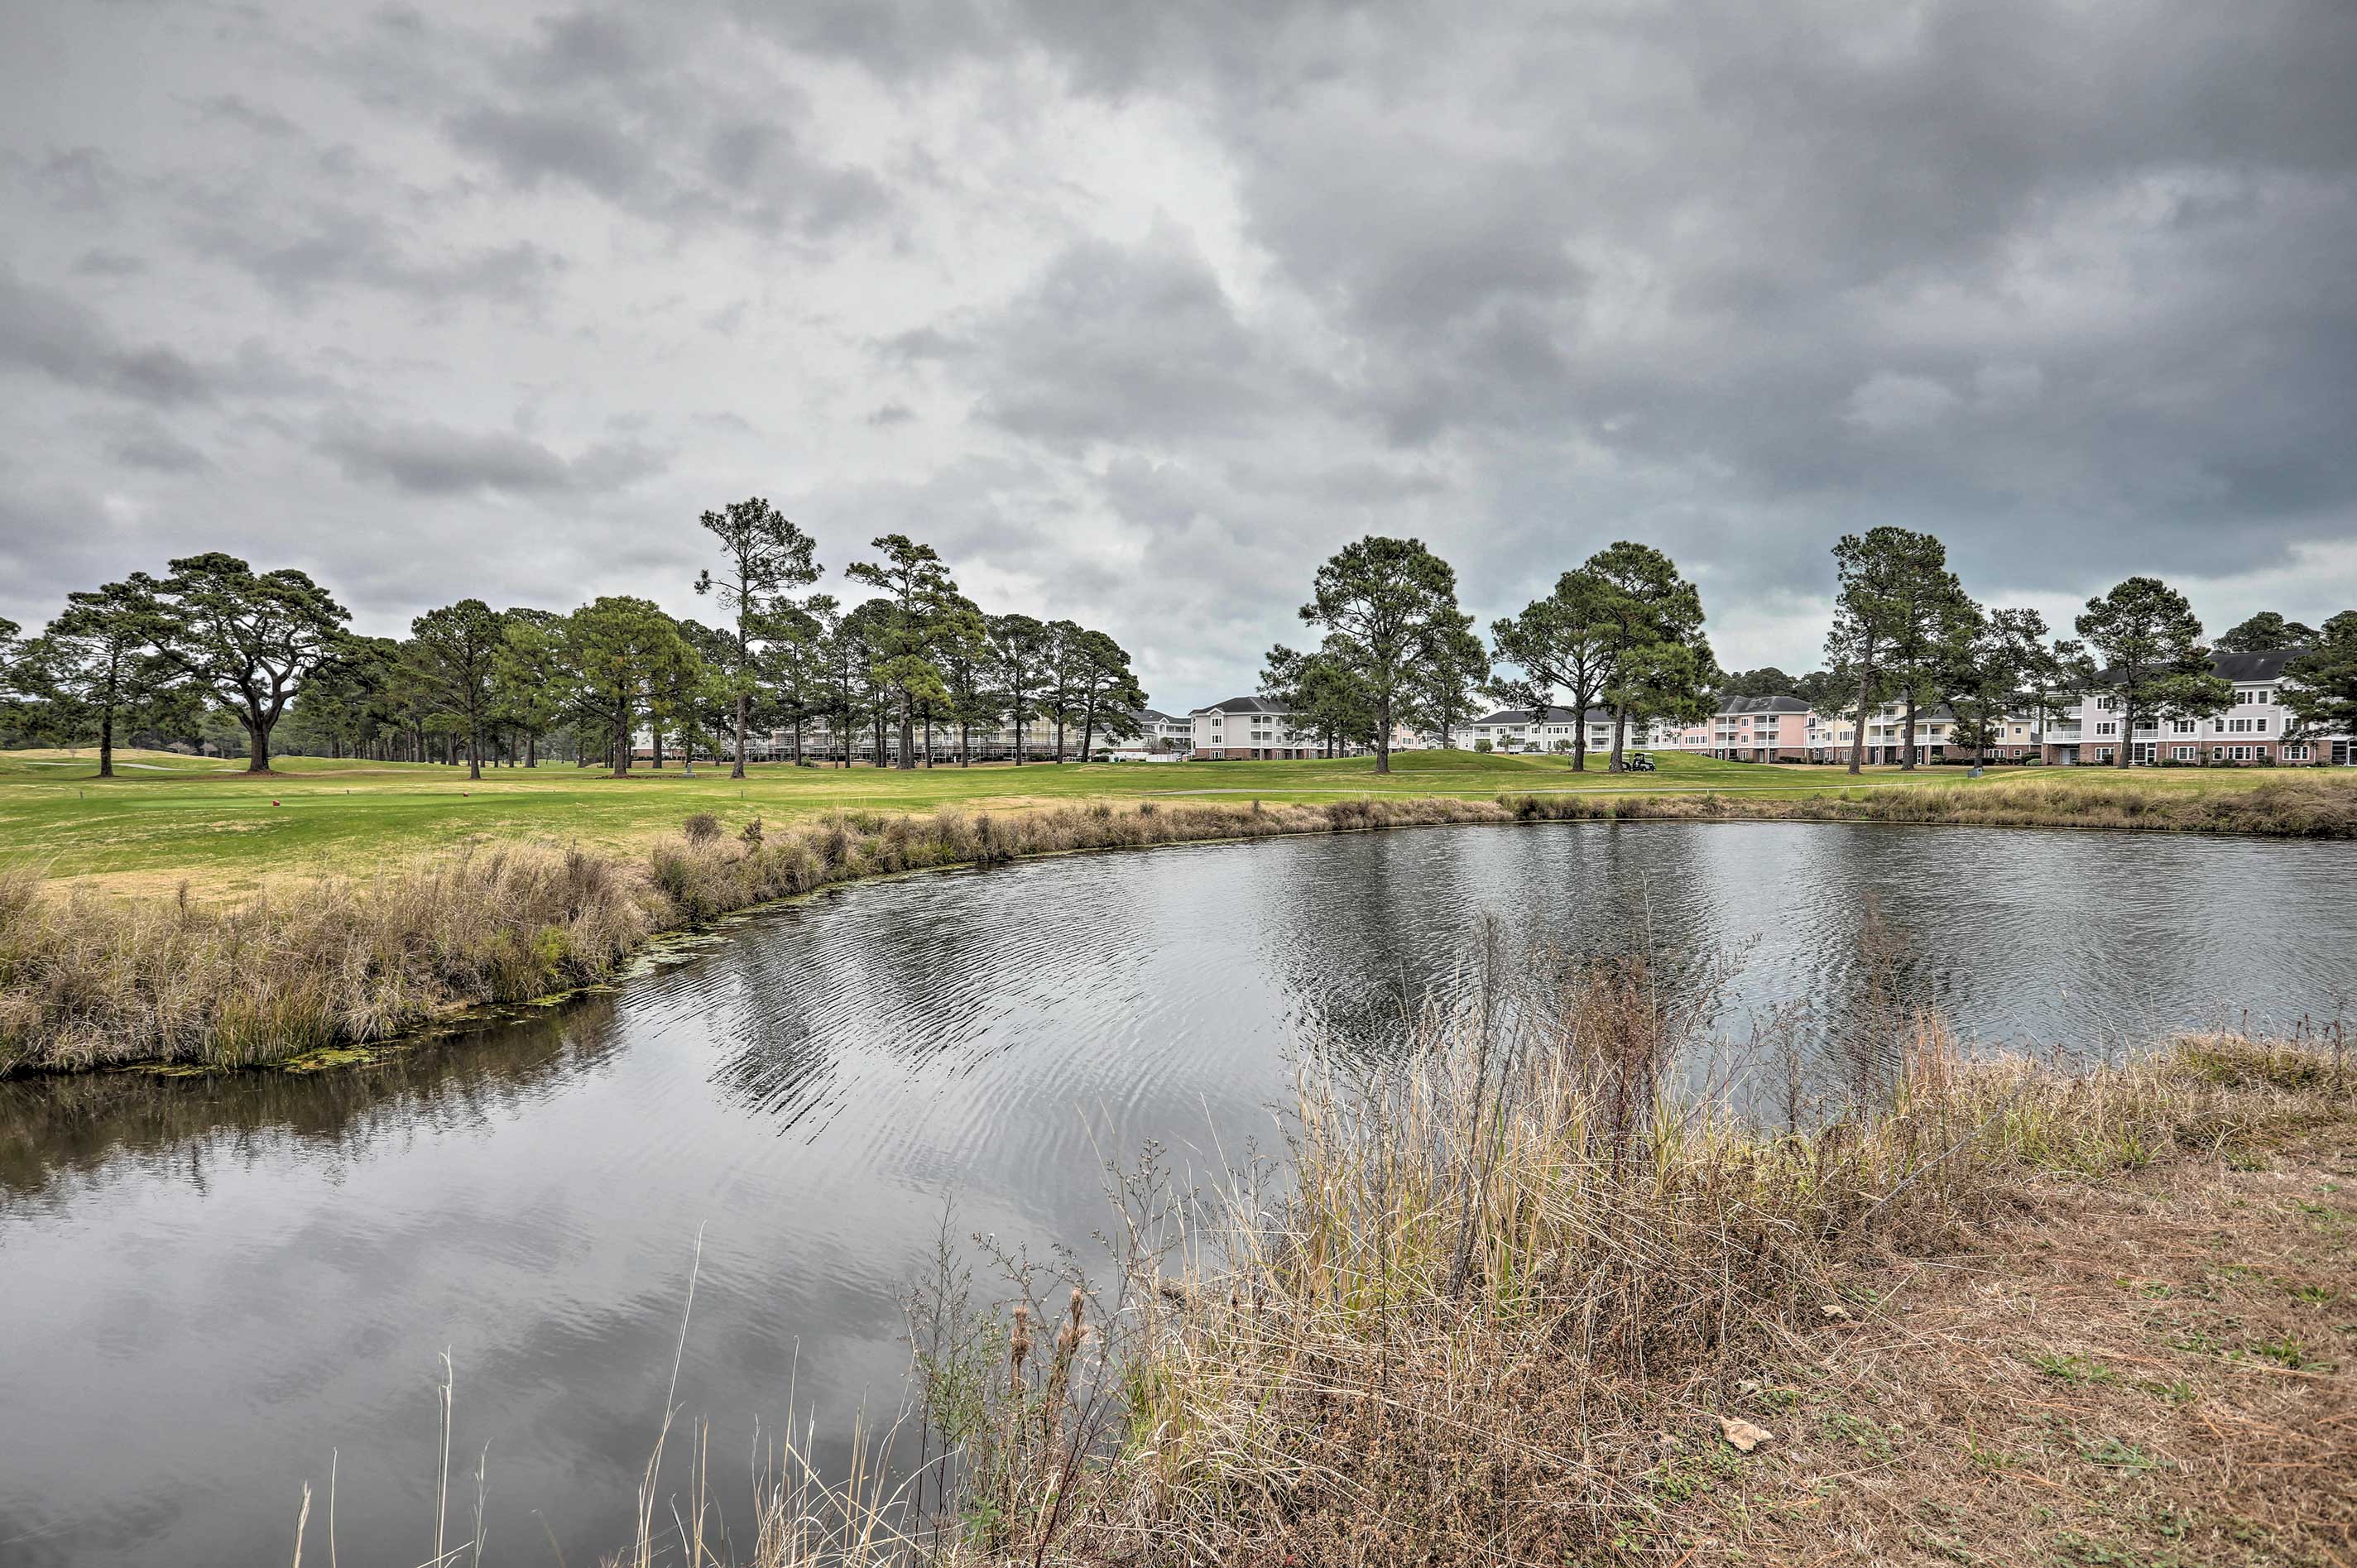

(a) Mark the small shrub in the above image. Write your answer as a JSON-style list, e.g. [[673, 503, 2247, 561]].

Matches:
[[681, 812, 722, 845]]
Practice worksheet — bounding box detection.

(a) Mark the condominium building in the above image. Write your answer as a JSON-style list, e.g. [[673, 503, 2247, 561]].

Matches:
[[1190, 697, 1331, 759], [1805, 703, 1964, 765], [2046, 649, 2344, 765], [1653, 695, 1812, 760], [1096, 708, 1194, 761], [1464, 705, 1615, 754]]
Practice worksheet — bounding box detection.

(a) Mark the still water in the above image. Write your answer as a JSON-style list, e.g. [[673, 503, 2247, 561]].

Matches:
[[3, 821, 2353, 1565]]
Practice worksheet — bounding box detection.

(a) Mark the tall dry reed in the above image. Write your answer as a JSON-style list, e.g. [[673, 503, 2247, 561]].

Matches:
[[902, 941, 2351, 1565]]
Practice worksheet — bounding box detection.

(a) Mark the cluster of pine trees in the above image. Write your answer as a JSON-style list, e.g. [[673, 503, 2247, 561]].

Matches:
[[1718, 530, 2354, 771], [0, 504, 1148, 779], [1259, 535, 1724, 775]]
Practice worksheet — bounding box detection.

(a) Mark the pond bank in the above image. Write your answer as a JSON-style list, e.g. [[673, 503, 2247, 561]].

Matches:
[[4, 774, 2355, 1075], [894, 1018, 2354, 1568]]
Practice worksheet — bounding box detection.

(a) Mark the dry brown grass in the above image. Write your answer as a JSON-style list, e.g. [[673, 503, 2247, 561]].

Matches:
[[1648, 1129, 2357, 1566], [0, 796, 1510, 1073], [0, 846, 651, 1072], [1503, 772, 2357, 837], [894, 946, 2354, 1566]]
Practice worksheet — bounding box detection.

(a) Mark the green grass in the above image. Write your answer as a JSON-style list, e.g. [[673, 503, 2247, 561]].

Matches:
[[2, 746, 2346, 896], [0, 747, 1942, 893]]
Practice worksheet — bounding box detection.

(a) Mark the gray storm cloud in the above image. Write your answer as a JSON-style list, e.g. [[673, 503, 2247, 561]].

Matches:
[[2, 0, 2352, 705]]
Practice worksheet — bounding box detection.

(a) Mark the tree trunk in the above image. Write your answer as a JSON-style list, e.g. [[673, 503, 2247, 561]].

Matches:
[[468, 720, 482, 780], [960, 722, 971, 766], [732, 690, 747, 779], [1013, 717, 1025, 765], [1609, 707, 1629, 771], [1849, 659, 1875, 774], [2116, 693, 2134, 768], [246, 717, 270, 774], [1571, 707, 1587, 772], [1053, 714, 1066, 762], [1080, 706, 1097, 763], [1900, 692, 1918, 772]]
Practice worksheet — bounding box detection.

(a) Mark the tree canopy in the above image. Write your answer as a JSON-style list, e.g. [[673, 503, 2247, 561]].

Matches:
[[1491, 560, 1625, 770], [1826, 527, 1950, 773], [147, 552, 351, 773], [2076, 576, 2233, 769], [695, 496, 821, 778], [403, 599, 506, 779], [2215, 611, 2318, 653], [1299, 535, 1467, 774], [2281, 611, 2357, 741]]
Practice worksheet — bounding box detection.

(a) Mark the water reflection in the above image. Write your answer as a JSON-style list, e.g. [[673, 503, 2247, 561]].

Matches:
[[2, 821, 2352, 1566]]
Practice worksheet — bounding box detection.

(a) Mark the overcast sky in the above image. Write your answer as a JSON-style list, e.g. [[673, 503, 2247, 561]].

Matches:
[[3, 1, 2353, 707]]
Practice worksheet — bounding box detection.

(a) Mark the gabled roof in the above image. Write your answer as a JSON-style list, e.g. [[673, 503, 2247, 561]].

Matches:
[[1193, 696, 1288, 716], [1715, 693, 1812, 715], [1810, 702, 1958, 724], [2091, 647, 2311, 685], [1471, 706, 1612, 726], [1134, 707, 1186, 724], [2211, 648, 2308, 682]]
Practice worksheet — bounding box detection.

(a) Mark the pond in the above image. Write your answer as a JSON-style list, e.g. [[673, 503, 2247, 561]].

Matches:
[[3, 820, 2353, 1565]]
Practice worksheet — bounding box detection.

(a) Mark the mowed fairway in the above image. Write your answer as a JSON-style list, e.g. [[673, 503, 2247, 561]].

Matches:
[[0, 743, 2310, 898]]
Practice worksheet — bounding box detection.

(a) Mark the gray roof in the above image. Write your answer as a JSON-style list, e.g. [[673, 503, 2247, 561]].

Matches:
[[1134, 707, 1186, 724], [1196, 696, 1287, 715], [2093, 647, 2309, 685], [1715, 693, 1812, 715], [1471, 706, 1612, 726], [2210, 648, 2308, 682]]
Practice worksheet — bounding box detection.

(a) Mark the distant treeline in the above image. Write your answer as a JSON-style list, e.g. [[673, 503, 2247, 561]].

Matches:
[[3, 510, 2350, 779]]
